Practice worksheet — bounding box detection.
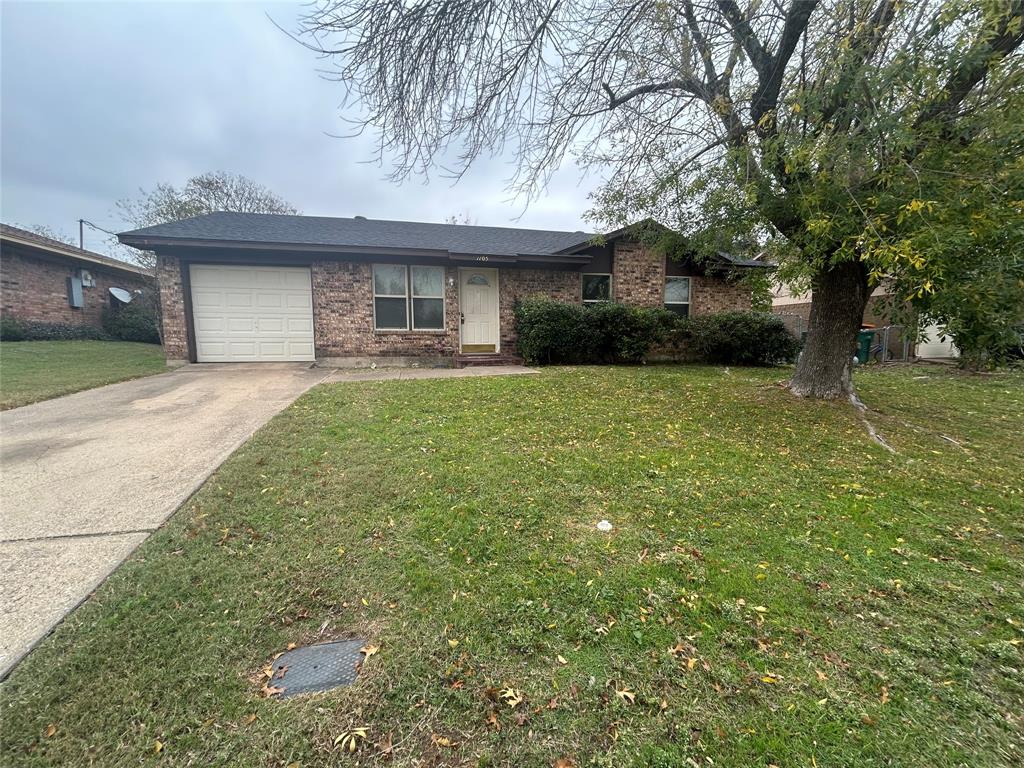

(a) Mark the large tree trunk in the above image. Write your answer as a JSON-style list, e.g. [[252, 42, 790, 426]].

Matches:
[[789, 259, 871, 399]]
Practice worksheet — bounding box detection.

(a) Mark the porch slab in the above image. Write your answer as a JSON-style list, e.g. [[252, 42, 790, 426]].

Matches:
[[322, 364, 537, 383]]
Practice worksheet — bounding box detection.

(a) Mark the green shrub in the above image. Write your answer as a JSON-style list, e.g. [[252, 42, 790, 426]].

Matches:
[[686, 311, 800, 365], [513, 298, 594, 364], [513, 297, 678, 364], [585, 301, 679, 363], [0, 316, 26, 341], [0, 317, 111, 341], [101, 300, 160, 344]]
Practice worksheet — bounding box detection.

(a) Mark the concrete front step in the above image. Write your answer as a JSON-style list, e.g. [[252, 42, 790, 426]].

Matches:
[[454, 353, 525, 368]]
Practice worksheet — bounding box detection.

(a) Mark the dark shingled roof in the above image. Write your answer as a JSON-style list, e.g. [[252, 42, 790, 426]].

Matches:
[[119, 212, 595, 258]]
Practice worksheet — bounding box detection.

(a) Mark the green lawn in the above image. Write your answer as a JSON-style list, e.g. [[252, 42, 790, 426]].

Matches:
[[2, 366, 1022, 767], [0, 340, 166, 409]]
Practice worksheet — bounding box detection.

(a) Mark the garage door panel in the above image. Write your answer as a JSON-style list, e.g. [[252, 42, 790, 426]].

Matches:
[[227, 317, 257, 333], [189, 265, 315, 363], [192, 290, 226, 307], [285, 293, 312, 309], [255, 293, 283, 308]]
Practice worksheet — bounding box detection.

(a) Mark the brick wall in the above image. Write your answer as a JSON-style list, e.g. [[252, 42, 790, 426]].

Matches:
[[690, 274, 753, 314], [499, 267, 580, 352], [613, 241, 664, 307], [613, 240, 752, 314], [154, 249, 756, 364], [1, 248, 149, 328], [157, 254, 188, 361], [312, 261, 460, 358]]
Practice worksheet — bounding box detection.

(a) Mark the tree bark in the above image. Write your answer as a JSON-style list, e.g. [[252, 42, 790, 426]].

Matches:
[[789, 260, 871, 399]]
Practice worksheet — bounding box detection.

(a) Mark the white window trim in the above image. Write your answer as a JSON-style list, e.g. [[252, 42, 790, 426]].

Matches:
[[665, 276, 691, 313], [582, 272, 613, 303], [373, 264, 448, 332], [373, 264, 410, 331], [410, 265, 446, 332]]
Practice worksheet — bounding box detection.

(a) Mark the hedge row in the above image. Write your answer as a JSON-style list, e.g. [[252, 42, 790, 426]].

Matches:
[[0, 317, 112, 342], [1, 301, 159, 344], [513, 298, 799, 366], [101, 302, 160, 344]]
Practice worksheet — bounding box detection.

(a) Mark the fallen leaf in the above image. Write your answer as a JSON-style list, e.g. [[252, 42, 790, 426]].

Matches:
[[261, 683, 285, 697], [760, 675, 779, 684], [615, 688, 636, 705], [360, 644, 380, 660], [154, 739, 164, 754], [242, 713, 257, 725], [554, 758, 576, 768], [431, 733, 456, 748], [499, 687, 523, 708], [377, 732, 393, 757], [448, 639, 460, 648], [880, 686, 890, 705], [486, 711, 501, 731], [44, 724, 57, 738], [556, 655, 568, 665], [334, 727, 368, 753]]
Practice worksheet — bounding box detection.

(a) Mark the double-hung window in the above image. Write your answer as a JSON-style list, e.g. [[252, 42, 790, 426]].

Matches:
[[373, 264, 445, 331], [411, 266, 444, 330], [582, 273, 612, 303], [664, 276, 691, 317]]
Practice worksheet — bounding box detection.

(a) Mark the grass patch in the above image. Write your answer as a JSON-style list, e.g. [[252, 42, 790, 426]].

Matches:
[[1, 365, 1022, 766], [0, 340, 166, 409]]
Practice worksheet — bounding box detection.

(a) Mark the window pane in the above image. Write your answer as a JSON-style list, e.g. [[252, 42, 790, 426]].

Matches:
[[413, 297, 444, 330], [412, 266, 443, 297], [373, 264, 407, 296], [375, 297, 407, 329], [582, 274, 611, 301], [665, 302, 689, 318], [665, 277, 690, 304]]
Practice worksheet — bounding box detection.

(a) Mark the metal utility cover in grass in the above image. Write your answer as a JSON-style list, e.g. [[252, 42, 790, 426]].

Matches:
[[270, 640, 365, 698]]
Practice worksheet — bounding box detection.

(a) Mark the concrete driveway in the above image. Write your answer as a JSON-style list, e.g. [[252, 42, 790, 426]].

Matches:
[[0, 364, 330, 678]]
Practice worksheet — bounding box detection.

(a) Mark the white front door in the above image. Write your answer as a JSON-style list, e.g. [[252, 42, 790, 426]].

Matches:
[[459, 268, 499, 352], [189, 265, 315, 362]]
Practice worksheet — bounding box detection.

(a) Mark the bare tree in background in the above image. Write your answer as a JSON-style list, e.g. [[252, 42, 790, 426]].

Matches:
[[297, 0, 1024, 399], [114, 171, 298, 270]]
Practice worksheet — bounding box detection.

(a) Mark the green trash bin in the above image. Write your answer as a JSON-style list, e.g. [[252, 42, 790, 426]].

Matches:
[[856, 329, 875, 364]]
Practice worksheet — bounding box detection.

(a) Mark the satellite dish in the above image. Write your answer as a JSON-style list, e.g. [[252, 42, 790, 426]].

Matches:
[[109, 287, 133, 303]]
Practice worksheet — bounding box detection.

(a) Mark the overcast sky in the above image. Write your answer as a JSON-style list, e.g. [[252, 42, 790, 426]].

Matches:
[[1, 1, 595, 255]]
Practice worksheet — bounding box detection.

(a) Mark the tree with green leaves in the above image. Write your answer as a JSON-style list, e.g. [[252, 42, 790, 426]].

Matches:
[[299, 0, 1023, 398]]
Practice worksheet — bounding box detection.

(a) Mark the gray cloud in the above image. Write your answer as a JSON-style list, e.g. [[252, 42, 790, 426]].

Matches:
[[1, 1, 595, 254]]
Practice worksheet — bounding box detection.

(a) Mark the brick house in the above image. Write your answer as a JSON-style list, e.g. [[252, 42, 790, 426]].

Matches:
[[117, 212, 766, 366], [1, 224, 150, 329]]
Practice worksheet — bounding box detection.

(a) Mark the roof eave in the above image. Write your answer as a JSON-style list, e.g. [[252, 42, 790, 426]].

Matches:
[[118, 234, 597, 264], [2, 232, 148, 276]]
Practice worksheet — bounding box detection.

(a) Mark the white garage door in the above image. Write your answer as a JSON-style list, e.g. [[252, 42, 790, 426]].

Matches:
[[190, 265, 315, 362], [917, 323, 959, 359]]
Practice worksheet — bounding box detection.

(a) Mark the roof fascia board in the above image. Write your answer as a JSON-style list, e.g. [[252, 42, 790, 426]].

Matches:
[[119, 235, 598, 265]]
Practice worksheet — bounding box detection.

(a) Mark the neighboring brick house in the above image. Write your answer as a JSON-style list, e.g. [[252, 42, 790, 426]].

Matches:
[[1, 223, 150, 329], [771, 279, 959, 359], [117, 212, 766, 366]]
